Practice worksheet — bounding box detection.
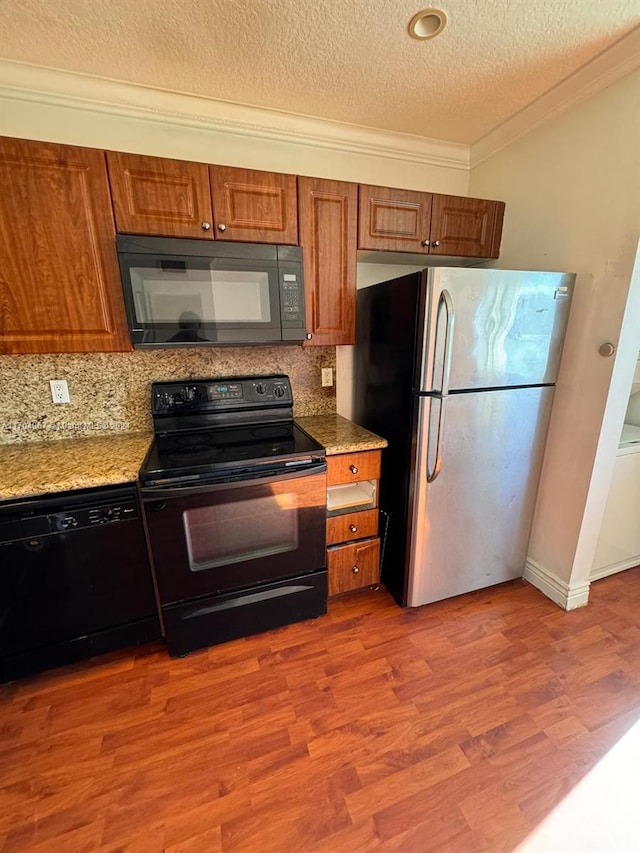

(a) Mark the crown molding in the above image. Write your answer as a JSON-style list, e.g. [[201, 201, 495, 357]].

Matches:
[[0, 59, 469, 172], [471, 26, 640, 167]]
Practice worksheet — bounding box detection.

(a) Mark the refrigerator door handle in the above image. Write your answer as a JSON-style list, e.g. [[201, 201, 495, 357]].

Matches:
[[439, 289, 455, 395], [426, 396, 447, 483]]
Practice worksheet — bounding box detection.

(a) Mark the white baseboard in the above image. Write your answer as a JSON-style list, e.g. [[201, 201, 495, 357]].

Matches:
[[590, 557, 640, 582], [524, 558, 590, 611]]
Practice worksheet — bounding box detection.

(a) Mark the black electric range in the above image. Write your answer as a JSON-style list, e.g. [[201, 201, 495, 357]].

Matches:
[[138, 375, 328, 657], [139, 375, 325, 486]]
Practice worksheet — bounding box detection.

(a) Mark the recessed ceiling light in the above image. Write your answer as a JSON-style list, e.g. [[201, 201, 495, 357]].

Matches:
[[408, 8, 447, 40]]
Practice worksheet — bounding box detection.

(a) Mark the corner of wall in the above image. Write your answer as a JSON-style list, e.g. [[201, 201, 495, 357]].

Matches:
[[524, 557, 590, 610]]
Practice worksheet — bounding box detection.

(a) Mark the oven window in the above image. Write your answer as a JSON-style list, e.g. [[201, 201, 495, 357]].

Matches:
[[182, 493, 299, 572]]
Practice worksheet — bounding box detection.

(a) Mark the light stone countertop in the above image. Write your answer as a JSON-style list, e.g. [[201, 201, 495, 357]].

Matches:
[[0, 415, 387, 502], [0, 432, 153, 501], [296, 414, 387, 455]]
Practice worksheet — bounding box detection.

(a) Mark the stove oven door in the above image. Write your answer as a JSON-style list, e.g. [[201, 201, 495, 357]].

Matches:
[[141, 465, 327, 607]]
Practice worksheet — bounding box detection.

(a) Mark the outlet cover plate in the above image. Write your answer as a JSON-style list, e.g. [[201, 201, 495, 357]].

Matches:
[[50, 379, 70, 404]]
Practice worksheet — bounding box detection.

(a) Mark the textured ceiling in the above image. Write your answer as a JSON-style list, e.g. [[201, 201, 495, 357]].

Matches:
[[0, 0, 639, 144]]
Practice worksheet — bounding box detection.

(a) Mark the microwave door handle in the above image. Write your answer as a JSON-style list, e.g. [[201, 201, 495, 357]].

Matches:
[[140, 461, 327, 500]]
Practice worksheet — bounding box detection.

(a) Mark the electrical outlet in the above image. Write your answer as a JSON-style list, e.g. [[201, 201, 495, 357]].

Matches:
[[321, 368, 333, 387], [50, 379, 70, 404]]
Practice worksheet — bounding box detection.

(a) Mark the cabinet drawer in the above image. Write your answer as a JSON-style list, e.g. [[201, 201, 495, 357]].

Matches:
[[326, 509, 378, 546], [327, 450, 381, 485], [327, 537, 380, 596]]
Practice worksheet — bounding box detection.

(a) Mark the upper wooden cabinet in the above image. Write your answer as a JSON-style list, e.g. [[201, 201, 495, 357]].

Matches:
[[358, 184, 505, 259], [0, 138, 131, 354], [210, 166, 298, 244], [358, 185, 433, 253], [430, 194, 505, 258], [106, 152, 214, 239], [298, 177, 358, 346], [106, 155, 298, 245]]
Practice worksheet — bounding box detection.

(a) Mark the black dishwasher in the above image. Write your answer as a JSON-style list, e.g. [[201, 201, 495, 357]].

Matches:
[[0, 484, 161, 682]]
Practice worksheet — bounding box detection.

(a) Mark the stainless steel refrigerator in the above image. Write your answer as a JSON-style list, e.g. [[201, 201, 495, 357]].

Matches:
[[354, 267, 574, 607]]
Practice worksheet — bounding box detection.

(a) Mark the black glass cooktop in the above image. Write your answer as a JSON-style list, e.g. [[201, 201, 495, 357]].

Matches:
[[139, 422, 324, 485]]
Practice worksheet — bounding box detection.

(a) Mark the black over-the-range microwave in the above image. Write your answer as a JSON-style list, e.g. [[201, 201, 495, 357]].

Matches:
[[116, 236, 307, 347]]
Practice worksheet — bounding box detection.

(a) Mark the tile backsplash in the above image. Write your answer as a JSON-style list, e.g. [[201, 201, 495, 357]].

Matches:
[[0, 347, 336, 444]]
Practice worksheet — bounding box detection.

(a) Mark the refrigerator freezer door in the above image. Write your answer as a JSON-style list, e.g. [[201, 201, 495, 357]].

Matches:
[[407, 386, 554, 606], [420, 268, 574, 392]]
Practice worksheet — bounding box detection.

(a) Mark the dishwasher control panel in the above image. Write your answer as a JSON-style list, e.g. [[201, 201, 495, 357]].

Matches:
[[0, 497, 139, 544], [53, 501, 138, 531]]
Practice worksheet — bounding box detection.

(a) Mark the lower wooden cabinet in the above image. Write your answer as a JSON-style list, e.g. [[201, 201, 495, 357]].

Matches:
[[328, 538, 380, 596], [325, 450, 381, 597], [326, 508, 378, 546]]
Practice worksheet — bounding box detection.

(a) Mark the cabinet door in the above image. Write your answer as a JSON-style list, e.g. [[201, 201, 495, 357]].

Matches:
[[210, 166, 298, 244], [328, 538, 380, 596], [0, 138, 131, 354], [358, 184, 432, 252], [298, 177, 357, 346], [106, 152, 214, 239], [429, 195, 505, 259]]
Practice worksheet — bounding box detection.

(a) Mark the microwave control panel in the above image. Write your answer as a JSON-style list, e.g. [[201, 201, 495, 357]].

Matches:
[[278, 261, 306, 339]]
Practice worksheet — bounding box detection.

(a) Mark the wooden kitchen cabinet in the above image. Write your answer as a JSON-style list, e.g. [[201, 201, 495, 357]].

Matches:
[[358, 184, 433, 253], [326, 449, 382, 597], [327, 538, 381, 595], [430, 194, 505, 258], [107, 153, 298, 244], [210, 166, 298, 244], [298, 176, 358, 346], [106, 152, 214, 239], [0, 137, 131, 354], [358, 184, 504, 259]]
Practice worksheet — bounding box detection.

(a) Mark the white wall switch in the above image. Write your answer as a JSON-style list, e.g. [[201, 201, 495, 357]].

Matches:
[[50, 379, 70, 404], [321, 368, 333, 387]]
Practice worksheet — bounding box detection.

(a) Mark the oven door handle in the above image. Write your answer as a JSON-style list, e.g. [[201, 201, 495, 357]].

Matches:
[[140, 460, 327, 501]]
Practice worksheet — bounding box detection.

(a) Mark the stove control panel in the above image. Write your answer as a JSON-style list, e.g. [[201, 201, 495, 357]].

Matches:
[[152, 375, 293, 417]]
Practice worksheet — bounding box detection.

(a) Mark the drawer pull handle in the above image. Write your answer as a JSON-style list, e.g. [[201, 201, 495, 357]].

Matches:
[[349, 465, 358, 474], [349, 524, 357, 533], [352, 565, 360, 574]]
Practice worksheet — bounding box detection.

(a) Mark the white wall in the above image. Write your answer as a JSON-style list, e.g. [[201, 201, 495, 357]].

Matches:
[[0, 62, 469, 194], [470, 68, 640, 604]]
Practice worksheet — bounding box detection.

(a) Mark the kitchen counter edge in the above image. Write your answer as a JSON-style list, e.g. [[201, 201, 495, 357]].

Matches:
[[296, 414, 387, 456]]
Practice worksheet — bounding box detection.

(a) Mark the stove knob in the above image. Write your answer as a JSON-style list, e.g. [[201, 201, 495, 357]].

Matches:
[[274, 385, 286, 398], [255, 383, 266, 395]]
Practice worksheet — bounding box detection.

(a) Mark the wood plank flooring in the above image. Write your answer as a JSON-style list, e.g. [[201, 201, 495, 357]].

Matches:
[[2, 570, 640, 852]]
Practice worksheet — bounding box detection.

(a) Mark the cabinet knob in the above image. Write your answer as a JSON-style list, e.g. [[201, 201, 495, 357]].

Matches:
[[218, 223, 227, 232], [421, 239, 430, 247], [201, 221, 211, 231], [431, 240, 441, 248], [349, 524, 357, 533], [598, 342, 616, 357], [306, 332, 313, 340], [349, 465, 358, 474], [352, 565, 360, 574]]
